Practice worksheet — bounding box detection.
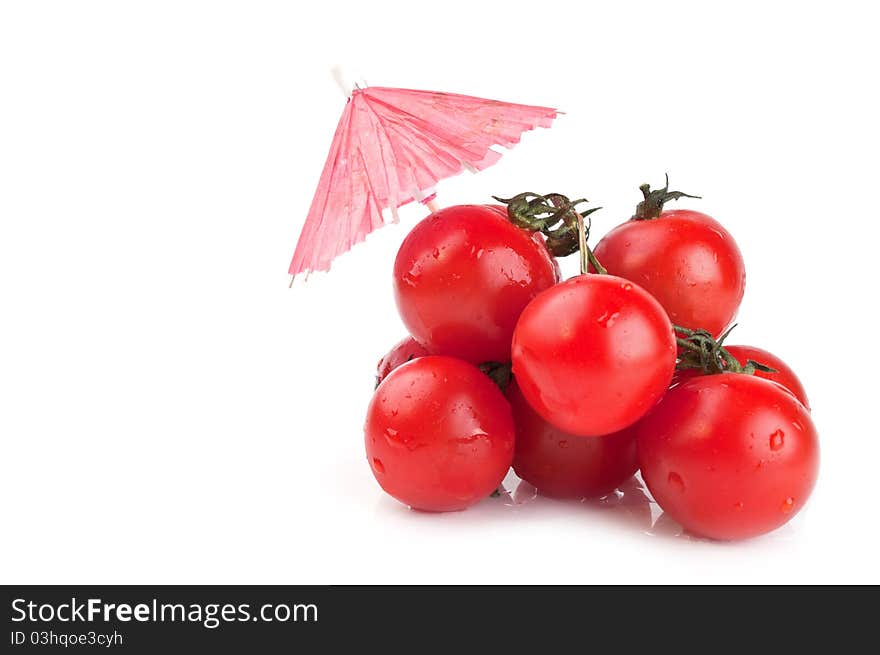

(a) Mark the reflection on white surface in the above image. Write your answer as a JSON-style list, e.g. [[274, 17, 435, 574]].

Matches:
[[489, 470, 691, 539], [379, 468, 804, 545], [480, 470, 803, 543]]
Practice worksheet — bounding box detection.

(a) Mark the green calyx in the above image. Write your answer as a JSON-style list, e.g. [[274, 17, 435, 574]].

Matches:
[[634, 174, 701, 220], [479, 361, 512, 392], [674, 325, 776, 376], [492, 192, 606, 275]]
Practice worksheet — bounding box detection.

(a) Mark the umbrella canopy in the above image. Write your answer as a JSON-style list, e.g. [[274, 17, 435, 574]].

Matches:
[[288, 86, 557, 278]]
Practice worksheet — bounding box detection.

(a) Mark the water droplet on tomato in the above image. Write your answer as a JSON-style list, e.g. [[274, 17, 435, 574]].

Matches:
[[476, 248, 484, 259], [734, 501, 744, 511], [431, 247, 440, 258], [558, 440, 569, 449], [667, 472, 685, 492], [621, 283, 633, 291], [385, 427, 398, 438], [792, 420, 803, 431], [372, 458, 385, 474], [769, 429, 785, 451], [596, 310, 620, 327], [782, 497, 794, 513]]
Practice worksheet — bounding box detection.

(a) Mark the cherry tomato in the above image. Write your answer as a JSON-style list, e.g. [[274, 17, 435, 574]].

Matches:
[[485, 205, 562, 282], [724, 345, 809, 410], [375, 336, 430, 387], [508, 380, 638, 498], [365, 356, 515, 512], [484, 204, 509, 218], [393, 205, 559, 363], [637, 374, 819, 540], [675, 345, 810, 410], [512, 274, 676, 436], [485, 203, 562, 280], [593, 209, 745, 337]]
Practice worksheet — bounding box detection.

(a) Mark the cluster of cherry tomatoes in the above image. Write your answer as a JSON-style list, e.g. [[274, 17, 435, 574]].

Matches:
[[365, 179, 819, 540]]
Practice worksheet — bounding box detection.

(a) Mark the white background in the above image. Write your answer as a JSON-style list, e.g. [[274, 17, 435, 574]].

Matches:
[[2, 1, 878, 584]]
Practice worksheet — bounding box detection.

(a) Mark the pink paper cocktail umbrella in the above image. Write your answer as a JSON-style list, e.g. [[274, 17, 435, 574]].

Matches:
[[288, 84, 557, 281]]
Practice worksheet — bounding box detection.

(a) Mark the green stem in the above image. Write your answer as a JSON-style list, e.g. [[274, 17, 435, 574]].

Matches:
[[634, 174, 701, 220], [575, 207, 589, 275], [587, 249, 607, 275], [493, 192, 606, 271], [672, 324, 776, 376]]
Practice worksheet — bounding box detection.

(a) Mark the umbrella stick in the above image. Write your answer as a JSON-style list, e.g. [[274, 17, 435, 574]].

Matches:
[[425, 198, 440, 213]]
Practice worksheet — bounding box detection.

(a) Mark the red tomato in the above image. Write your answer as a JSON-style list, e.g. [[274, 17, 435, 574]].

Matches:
[[593, 209, 745, 337], [375, 336, 430, 387], [393, 205, 559, 363], [674, 345, 810, 410], [508, 380, 638, 498], [365, 356, 515, 512], [512, 274, 676, 436], [484, 203, 509, 218], [725, 345, 810, 410], [637, 374, 819, 540], [485, 203, 561, 280]]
